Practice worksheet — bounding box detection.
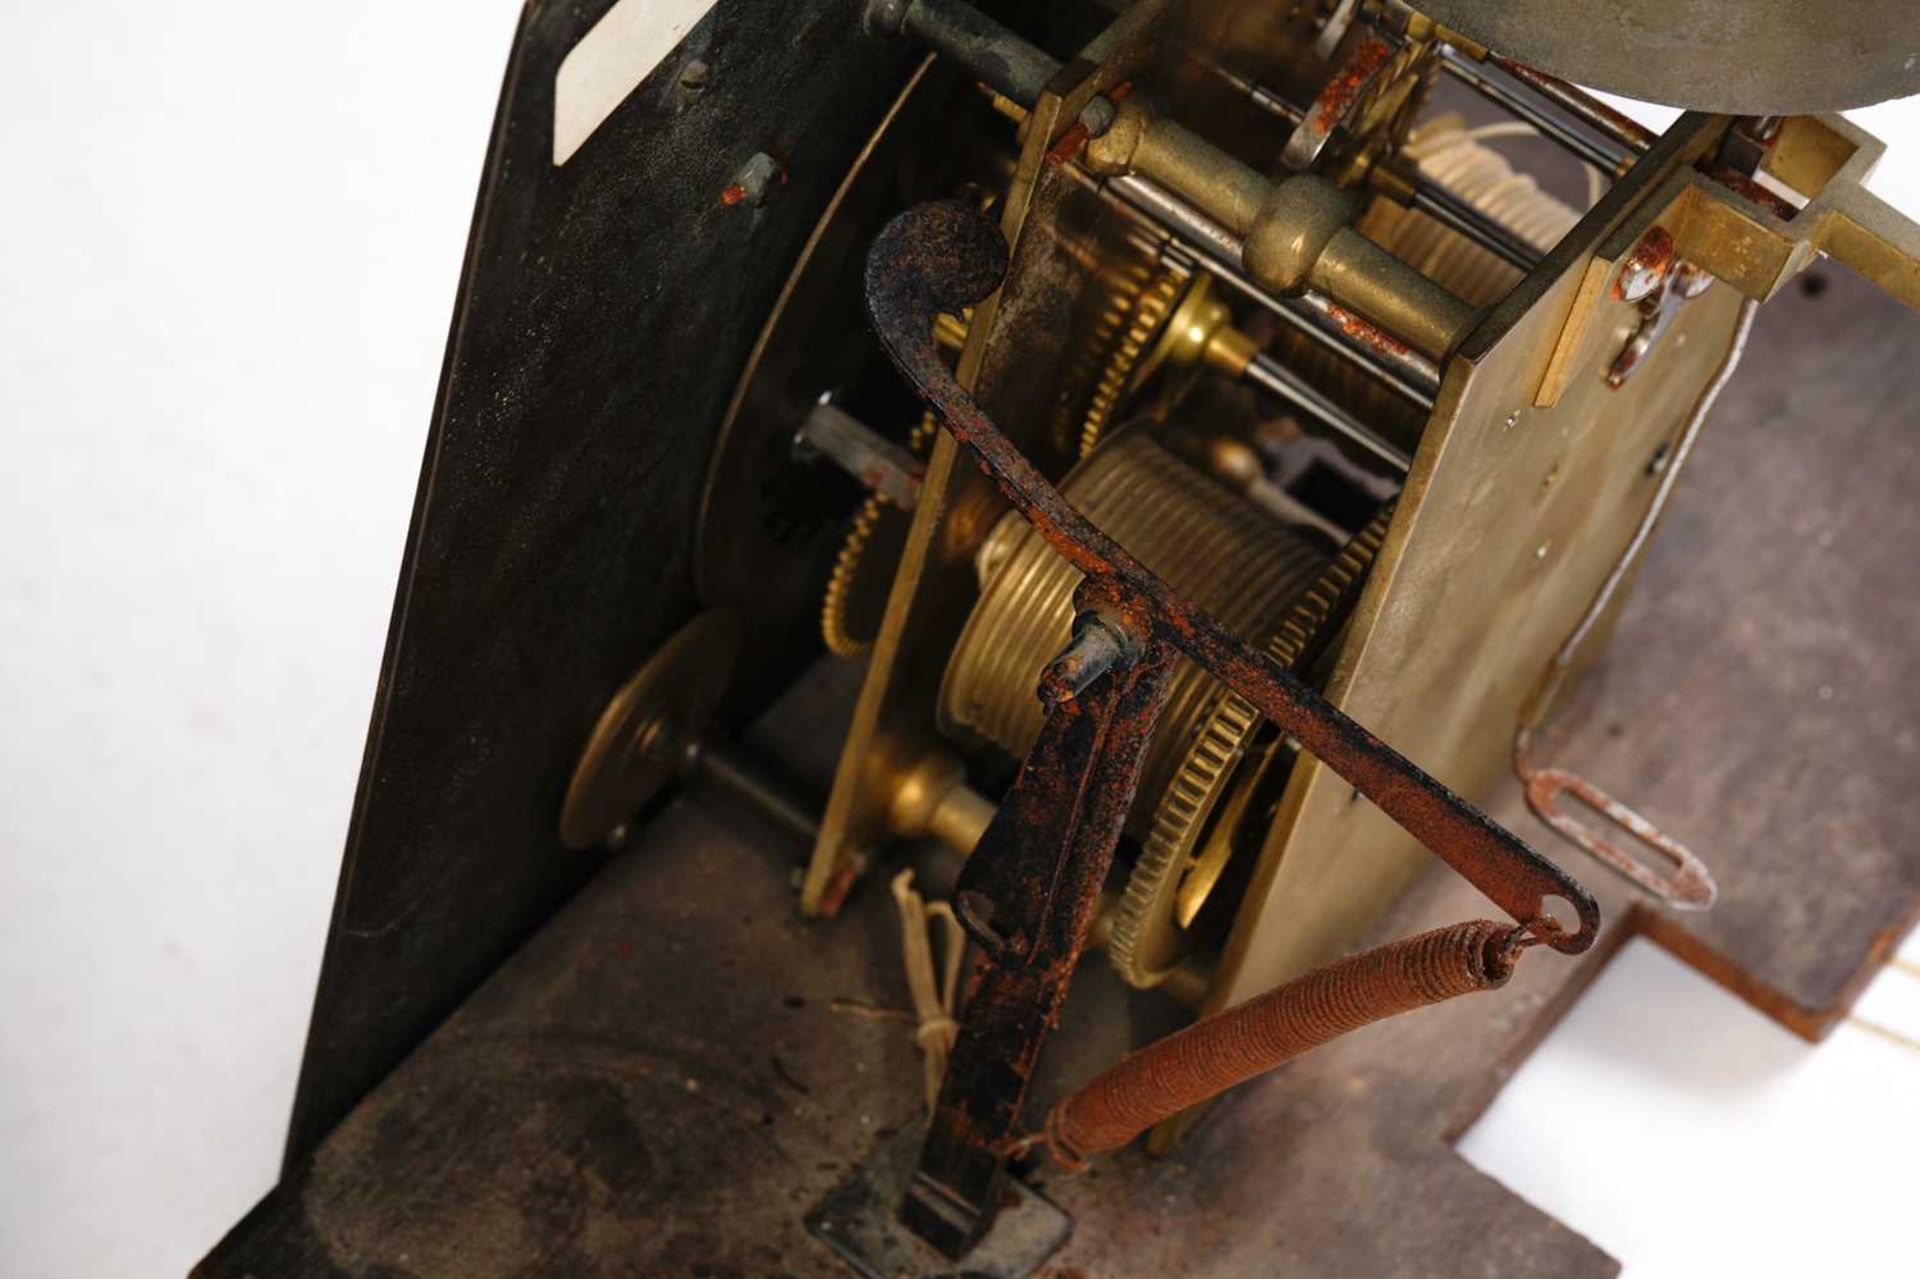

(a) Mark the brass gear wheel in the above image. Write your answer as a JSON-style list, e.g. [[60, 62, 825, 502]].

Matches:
[[820, 409, 939, 658], [1077, 268, 1188, 459], [823, 253, 1197, 658], [820, 494, 894, 658], [1108, 500, 1397, 989]]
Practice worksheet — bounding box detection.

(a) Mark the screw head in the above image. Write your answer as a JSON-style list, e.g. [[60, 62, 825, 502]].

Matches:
[[720, 151, 783, 208], [864, 0, 909, 34], [1613, 226, 1676, 302], [674, 58, 712, 109], [1077, 95, 1118, 139], [1617, 261, 1664, 302]]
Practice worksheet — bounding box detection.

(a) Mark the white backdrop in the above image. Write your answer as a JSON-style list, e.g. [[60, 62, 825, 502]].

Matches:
[[0, 6, 1915, 1277], [0, 4, 521, 1275]]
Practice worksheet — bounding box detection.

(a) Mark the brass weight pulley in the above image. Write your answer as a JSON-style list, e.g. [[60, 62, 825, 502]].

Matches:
[[939, 429, 1377, 987]]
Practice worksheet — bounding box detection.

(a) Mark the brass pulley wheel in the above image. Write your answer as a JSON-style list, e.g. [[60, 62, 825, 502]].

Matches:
[[940, 429, 1329, 866], [1108, 501, 1396, 988]]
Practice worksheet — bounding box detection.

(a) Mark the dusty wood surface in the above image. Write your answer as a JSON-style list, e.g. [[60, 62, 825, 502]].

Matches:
[[200, 269, 1918, 1277]]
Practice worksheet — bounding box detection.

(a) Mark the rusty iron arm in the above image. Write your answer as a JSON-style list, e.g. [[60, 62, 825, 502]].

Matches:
[[865, 200, 1601, 954], [903, 623, 1176, 1256]]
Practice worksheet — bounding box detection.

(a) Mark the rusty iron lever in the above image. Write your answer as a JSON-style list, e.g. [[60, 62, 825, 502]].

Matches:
[[865, 199, 1601, 956], [903, 610, 1175, 1256]]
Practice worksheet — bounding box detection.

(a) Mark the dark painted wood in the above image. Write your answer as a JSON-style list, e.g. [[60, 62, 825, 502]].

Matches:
[[283, 0, 923, 1168]]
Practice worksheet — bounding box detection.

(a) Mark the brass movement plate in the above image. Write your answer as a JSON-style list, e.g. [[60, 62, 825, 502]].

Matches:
[[802, 3, 1177, 914], [1209, 116, 1747, 1013]]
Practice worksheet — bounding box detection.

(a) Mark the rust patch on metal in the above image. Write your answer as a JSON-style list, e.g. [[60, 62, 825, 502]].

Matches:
[[1515, 738, 1716, 909], [818, 858, 862, 918], [1611, 225, 1675, 300], [719, 158, 787, 207], [1298, 31, 1393, 149], [1707, 167, 1802, 221], [1045, 82, 1132, 168], [1325, 300, 1415, 358]]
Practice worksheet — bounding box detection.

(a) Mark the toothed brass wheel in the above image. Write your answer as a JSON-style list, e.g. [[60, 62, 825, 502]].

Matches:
[[1107, 502, 1396, 989], [821, 494, 906, 658], [1077, 268, 1187, 458], [819, 409, 939, 658]]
